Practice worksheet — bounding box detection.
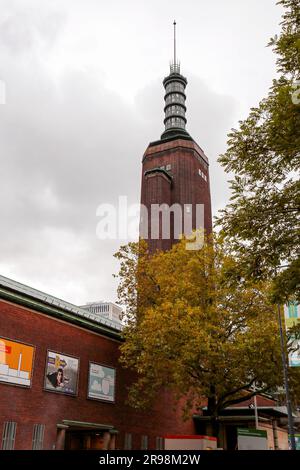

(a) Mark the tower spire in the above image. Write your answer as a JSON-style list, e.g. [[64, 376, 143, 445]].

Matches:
[[173, 20, 176, 65], [171, 20, 180, 74], [161, 21, 189, 140]]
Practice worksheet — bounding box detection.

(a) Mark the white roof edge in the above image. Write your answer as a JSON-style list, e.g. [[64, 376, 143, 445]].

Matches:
[[80, 301, 122, 309], [0, 274, 122, 332]]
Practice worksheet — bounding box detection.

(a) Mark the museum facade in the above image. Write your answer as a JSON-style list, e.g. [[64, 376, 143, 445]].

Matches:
[[0, 274, 195, 450]]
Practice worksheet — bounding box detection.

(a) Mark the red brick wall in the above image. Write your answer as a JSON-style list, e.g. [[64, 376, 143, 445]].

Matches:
[[142, 172, 172, 252], [0, 299, 196, 449], [232, 396, 276, 408], [141, 138, 212, 253]]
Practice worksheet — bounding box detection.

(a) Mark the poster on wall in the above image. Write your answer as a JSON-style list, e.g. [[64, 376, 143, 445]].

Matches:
[[0, 337, 35, 387], [44, 350, 79, 395], [284, 302, 300, 367], [293, 434, 300, 451], [88, 362, 115, 402]]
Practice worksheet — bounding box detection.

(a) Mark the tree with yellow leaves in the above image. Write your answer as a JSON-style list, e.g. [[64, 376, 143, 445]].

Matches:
[[114, 236, 288, 439]]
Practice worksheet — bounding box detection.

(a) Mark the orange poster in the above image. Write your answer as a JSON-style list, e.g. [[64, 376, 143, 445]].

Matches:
[[0, 337, 35, 387]]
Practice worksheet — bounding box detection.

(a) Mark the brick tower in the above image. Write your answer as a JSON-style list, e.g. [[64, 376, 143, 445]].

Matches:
[[140, 22, 212, 253]]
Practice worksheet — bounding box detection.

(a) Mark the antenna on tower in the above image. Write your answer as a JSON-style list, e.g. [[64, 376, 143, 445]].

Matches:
[[173, 20, 176, 65], [170, 20, 180, 74]]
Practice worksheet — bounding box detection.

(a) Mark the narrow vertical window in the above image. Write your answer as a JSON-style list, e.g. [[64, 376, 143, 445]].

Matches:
[[156, 436, 164, 450], [2, 422, 17, 450], [141, 435, 148, 450], [124, 433, 132, 450], [32, 424, 45, 450]]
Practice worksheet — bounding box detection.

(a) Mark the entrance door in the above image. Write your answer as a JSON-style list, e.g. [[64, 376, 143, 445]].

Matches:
[[64, 430, 109, 450], [226, 425, 238, 450]]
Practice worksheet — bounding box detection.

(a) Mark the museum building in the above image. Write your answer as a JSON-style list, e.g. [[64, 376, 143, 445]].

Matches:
[[0, 274, 293, 451], [0, 274, 197, 450]]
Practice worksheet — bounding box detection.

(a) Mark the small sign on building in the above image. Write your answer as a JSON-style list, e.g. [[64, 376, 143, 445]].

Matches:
[[237, 428, 268, 450]]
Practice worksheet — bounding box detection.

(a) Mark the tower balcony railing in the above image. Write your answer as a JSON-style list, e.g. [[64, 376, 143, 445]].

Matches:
[[165, 84, 185, 94], [170, 62, 181, 74], [165, 107, 186, 118], [165, 94, 185, 105]]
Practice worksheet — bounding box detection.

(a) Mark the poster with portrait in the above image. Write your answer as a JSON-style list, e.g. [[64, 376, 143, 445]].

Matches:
[[44, 350, 79, 395], [88, 362, 115, 402], [0, 337, 35, 388]]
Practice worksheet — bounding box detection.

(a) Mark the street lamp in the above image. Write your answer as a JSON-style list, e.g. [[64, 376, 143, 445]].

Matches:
[[249, 396, 259, 429], [274, 265, 296, 450], [276, 301, 296, 450]]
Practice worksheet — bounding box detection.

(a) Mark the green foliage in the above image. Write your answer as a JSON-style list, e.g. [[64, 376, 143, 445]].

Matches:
[[270, 0, 300, 78], [216, 0, 300, 300]]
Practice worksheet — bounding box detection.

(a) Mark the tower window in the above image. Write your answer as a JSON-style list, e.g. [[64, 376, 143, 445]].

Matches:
[[198, 169, 207, 181]]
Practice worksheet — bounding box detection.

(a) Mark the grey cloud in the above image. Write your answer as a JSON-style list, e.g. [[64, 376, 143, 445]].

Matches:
[[0, 62, 236, 304], [0, 3, 65, 54], [0, 0, 274, 305]]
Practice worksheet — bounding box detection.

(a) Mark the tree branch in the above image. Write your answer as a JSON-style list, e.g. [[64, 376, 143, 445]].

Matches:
[[221, 386, 270, 410], [218, 377, 258, 403]]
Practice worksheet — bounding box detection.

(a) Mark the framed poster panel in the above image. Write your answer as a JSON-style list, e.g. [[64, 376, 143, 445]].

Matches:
[[284, 302, 300, 367], [44, 350, 79, 396], [0, 336, 35, 388], [88, 362, 116, 403]]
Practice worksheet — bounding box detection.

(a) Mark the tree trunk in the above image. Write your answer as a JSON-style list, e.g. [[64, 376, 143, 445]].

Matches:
[[206, 394, 220, 446]]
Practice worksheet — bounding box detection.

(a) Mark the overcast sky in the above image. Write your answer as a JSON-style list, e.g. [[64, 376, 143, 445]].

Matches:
[[0, 0, 282, 305]]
